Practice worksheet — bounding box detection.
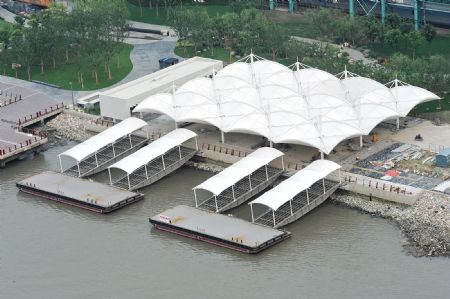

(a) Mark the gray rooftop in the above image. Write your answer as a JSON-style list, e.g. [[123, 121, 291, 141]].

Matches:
[[18, 171, 140, 208], [151, 205, 285, 248]]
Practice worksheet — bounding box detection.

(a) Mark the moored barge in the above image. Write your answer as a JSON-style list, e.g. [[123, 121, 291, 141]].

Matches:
[[150, 205, 291, 254], [16, 171, 143, 213]]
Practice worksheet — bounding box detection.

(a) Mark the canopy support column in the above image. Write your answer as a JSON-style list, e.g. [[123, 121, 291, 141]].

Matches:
[[146, 126, 149, 139], [161, 155, 166, 169], [174, 121, 178, 129], [108, 168, 112, 185], [214, 195, 218, 212], [144, 164, 149, 179], [250, 204, 254, 222], [178, 145, 182, 160], [194, 136, 198, 151], [220, 131, 225, 144], [58, 155, 63, 173], [269, 141, 273, 148], [194, 189, 198, 208], [232, 185, 236, 201], [396, 117, 400, 130], [94, 152, 99, 167], [359, 136, 363, 148], [265, 165, 269, 180], [320, 150, 324, 160], [248, 175, 252, 190], [129, 134, 133, 148], [127, 174, 131, 190], [112, 143, 116, 157], [289, 199, 293, 216], [306, 188, 310, 205], [77, 161, 81, 177], [338, 169, 342, 184], [323, 178, 326, 194], [281, 156, 285, 170], [272, 210, 276, 227]]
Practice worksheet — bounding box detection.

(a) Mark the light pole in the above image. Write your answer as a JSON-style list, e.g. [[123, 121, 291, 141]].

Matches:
[[69, 81, 74, 108]]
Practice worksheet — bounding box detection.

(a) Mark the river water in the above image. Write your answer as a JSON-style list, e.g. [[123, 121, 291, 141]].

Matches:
[[1, 144, 450, 299]]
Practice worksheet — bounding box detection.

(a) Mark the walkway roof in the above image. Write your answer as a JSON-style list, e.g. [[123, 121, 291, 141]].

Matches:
[[59, 117, 147, 162], [134, 54, 439, 154], [109, 128, 197, 175], [250, 159, 340, 211], [194, 147, 284, 196]]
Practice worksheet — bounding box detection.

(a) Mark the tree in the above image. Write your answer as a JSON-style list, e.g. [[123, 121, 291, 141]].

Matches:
[[384, 28, 402, 49], [422, 23, 436, 43], [406, 31, 425, 59], [262, 23, 288, 60], [363, 16, 381, 44], [385, 13, 402, 29]]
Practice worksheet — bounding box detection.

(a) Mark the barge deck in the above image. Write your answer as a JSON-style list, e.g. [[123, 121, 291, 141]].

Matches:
[[16, 171, 143, 213], [150, 205, 291, 254]]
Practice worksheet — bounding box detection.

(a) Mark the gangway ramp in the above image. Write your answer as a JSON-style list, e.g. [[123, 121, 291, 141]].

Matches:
[[194, 147, 284, 213], [58, 117, 148, 178], [250, 160, 341, 228], [108, 129, 198, 191]]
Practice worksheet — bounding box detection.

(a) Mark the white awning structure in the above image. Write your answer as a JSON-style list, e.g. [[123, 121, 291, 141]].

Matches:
[[250, 159, 341, 211], [194, 147, 284, 196], [109, 128, 197, 174], [134, 54, 439, 154], [433, 181, 450, 193], [59, 117, 147, 162]]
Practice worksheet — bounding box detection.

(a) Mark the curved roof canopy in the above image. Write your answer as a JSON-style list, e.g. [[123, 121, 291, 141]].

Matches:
[[109, 128, 197, 175], [59, 117, 147, 162], [250, 159, 341, 211], [134, 54, 440, 154], [194, 147, 283, 196]]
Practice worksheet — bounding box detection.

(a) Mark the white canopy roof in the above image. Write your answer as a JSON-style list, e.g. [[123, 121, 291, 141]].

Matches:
[[194, 147, 283, 196], [109, 128, 197, 174], [134, 54, 439, 154], [250, 159, 341, 211], [59, 117, 147, 162]]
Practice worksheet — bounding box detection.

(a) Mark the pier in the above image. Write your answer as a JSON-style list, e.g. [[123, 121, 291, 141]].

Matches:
[[58, 117, 148, 177], [108, 129, 198, 191], [149, 205, 291, 254], [250, 160, 341, 228], [193, 147, 284, 213], [16, 171, 144, 213]]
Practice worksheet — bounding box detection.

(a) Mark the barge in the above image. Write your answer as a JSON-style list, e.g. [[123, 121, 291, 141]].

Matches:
[[16, 171, 144, 213], [149, 205, 291, 254]]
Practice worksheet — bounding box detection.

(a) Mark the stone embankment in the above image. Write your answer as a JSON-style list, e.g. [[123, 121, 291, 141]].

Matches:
[[41, 110, 95, 143], [332, 190, 450, 257], [186, 161, 224, 173]]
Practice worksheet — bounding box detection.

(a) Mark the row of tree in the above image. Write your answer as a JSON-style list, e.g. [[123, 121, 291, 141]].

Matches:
[[0, 0, 129, 87]]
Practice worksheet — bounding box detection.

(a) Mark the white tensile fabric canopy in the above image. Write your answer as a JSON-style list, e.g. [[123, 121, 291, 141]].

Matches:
[[59, 117, 147, 162], [134, 54, 439, 154], [194, 147, 284, 196], [250, 159, 341, 211], [109, 128, 197, 175]]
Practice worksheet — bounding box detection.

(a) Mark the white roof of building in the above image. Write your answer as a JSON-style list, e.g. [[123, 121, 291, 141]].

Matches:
[[134, 54, 439, 154], [194, 147, 284, 196], [102, 57, 223, 100], [59, 117, 147, 162], [109, 128, 197, 175], [250, 159, 340, 211], [433, 181, 450, 193]]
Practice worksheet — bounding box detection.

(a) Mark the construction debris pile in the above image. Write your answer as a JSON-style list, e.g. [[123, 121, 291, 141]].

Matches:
[[350, 143, 448, 189], [41, 112, 93, 143]]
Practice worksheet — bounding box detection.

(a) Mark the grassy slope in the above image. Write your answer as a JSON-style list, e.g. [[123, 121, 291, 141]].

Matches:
[[5, 44, 133, 91], [126, 1, 232, 24]]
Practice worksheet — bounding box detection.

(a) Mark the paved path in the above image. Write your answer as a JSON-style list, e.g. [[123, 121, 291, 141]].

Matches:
[[292, 36, 377, 65], [0, 6, 20, 23]]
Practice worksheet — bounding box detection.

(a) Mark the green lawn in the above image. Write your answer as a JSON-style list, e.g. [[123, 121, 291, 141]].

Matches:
[[0, 19, 11, 30], [366, 35, 450, 59], [126, 1, 233, 25], [3, 44, 133, 91]]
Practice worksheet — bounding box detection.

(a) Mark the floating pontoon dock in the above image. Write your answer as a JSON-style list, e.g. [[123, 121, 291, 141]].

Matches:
[[108, 129, 198, 191], [194, 147, 284, 213], [16, 171, 143, 213], [250, 160, 341, 228], [58, 117, 148, 177], [150, 205, 291, 254]]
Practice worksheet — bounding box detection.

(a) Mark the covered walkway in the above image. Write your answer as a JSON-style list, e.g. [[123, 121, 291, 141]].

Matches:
[[250, 160, 341, 228], [194, 147, 284, 213], [108, 128, 198, 191], [59, 117, 148, 177]]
